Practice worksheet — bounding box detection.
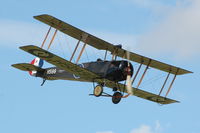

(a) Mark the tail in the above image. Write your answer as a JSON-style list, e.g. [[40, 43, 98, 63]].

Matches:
[[29, 57, 44, 76], [12, 57, 44, 77]]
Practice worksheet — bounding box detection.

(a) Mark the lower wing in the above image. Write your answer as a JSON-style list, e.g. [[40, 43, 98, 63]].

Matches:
[[103, 81, 179, 104]]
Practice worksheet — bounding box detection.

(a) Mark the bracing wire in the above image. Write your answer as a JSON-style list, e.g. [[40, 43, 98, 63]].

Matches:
[[64, 37, 73, 56], [57, 36, 67, 58], [140, 73, 166, 88], [130, 62, 166, 89], [63, 35, 76, 62], [90, 46, 98, 60]]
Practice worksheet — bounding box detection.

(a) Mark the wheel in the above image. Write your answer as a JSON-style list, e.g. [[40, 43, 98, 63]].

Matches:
[[112, 92, 122, 104], [93, 85, 103, 97]]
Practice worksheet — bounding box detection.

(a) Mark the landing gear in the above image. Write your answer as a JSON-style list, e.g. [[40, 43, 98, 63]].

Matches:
[[112, 92, 122, 104], [91, 83, 123, 104], [41, 79, 46, 86], [93, 85, 103, 97]]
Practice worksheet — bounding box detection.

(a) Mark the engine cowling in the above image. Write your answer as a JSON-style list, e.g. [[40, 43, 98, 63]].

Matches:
[[105, 60, 134, 81]]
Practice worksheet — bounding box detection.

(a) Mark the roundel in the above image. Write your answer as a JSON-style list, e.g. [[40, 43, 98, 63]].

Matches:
[[73, 64, 84, 79]]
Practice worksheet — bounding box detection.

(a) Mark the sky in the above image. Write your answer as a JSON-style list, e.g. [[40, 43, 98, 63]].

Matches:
[[0, 0, 199, 133]]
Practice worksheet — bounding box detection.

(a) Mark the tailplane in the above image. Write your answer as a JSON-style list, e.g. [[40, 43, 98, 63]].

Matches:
[[11, 57, 44, 77]]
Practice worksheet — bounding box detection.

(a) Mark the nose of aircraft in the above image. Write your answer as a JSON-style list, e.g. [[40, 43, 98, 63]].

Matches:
[[121, 61, 134, 78]]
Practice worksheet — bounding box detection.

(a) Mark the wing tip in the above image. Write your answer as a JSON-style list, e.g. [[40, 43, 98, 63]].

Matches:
[[160, 98, 180, 105], [183, 70, 193, 75], [11, 63, 28, 71], [11, 64, 17, 69], [19, 45, 37, 50], [33, 14, 52, 19]]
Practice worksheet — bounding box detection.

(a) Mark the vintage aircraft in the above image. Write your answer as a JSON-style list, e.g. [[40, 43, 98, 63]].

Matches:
[[12, 14, 192, 104]]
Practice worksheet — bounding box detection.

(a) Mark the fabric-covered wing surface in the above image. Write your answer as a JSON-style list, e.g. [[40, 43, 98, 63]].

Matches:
[[34, 14, 114, 50], [34, 14, 192, 75], [102, 81, 178, 104], [20, 45, 100, 81]]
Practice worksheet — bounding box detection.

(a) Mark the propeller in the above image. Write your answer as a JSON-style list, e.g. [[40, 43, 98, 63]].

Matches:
[[125, 51, 133, 95]]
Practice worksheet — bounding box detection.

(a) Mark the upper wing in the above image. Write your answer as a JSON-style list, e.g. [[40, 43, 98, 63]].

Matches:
[[34, 14, 192, 75], [20, 45, 100, 81], [102, 81, 178, 104], [34, 14, 115, 51]]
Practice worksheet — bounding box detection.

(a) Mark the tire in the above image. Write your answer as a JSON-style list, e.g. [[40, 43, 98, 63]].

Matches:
[[93, 85, 103, 97], [112, 92, 122, 104]]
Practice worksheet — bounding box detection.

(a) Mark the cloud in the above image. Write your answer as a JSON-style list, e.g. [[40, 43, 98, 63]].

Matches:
[[0, 19, 137, 49], [130, 121, 162, 133], [135, 0, 200, 60], [155, 120, 162, 133], [129, 0, 168, 9], [96, 131, 113, 133], [0, 18, 138, 60], [0, 19, 47, 48], [130, 125, 153, 133], [2, 0, 199, 61], [128, 0, 177, 17], [96, 121, 163, 133]]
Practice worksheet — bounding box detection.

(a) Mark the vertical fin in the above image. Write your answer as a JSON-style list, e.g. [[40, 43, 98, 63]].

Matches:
[[29, 57, 44, 76]]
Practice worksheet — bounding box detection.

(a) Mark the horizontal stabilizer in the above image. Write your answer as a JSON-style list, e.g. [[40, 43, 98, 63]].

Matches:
[[11, 63, 44, 72]]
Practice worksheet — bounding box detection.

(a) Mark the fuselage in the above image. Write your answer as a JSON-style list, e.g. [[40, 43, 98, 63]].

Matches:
[[36, 60, 133, 82]]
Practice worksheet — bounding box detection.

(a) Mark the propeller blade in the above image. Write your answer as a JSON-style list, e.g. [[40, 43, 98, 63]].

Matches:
[[125, 51, 133, 95]]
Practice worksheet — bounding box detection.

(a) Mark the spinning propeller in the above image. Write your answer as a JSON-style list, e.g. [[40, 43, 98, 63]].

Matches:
[[125, 51, 134, 96]]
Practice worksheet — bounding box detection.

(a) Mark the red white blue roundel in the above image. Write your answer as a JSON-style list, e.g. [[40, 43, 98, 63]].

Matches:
[[73, 64, 84, 79]]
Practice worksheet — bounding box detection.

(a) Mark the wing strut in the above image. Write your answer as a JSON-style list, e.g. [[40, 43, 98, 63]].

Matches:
[[136, 60, 151, 88], [39, 26, 58, 50], [76, 42, 87, 64], [165, 69, 179, 97], [70, 39, 81, 62], [132, 63, 143, 85], [112, 45, 122, 60], [104, 50, 108, 61], [112, 51, 116, 60], [158, 72, 170, 96], [47, 29, 58, 50], [41, 27, 52, 48]]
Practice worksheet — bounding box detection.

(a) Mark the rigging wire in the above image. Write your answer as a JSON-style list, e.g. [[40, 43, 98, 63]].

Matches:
[[63, 35, 76, 62], [130, 62, 166, 89], [140, 73, 166, 88], [90, 46, 98, 60], [57, 34, 67, 58]]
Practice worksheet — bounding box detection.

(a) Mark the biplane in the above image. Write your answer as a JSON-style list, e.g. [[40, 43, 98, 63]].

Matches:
[[12, 14, 192, 104]]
